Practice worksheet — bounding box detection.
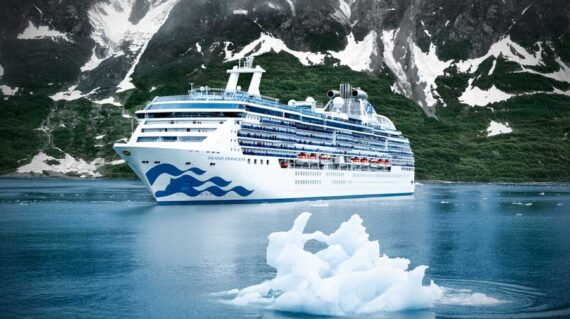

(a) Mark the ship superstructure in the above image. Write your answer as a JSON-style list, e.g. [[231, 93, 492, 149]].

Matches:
[[114, 57, 414, 204]]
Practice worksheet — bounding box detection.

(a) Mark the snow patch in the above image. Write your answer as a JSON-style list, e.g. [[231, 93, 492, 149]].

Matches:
[[109, 159, 125, 165], [410, 42, 452, 107], [459, 80, 513, 107], [195, 42, 202, 54], [81, 47, 107, 72], [285, 0, 295, 16], [86, 0, 181, 89], [328, 31, 377, 72], [50, 85, 98, 101], [488, 59, 497, 75], [95, 134, 106, 140], [456, 36, 543, 74], [331, 0, 354, 25], [521, 4, 532, 15], [226, 31, 377, 72], [17, 152, 103, 178], [486, 121, 512, 137], [17, 20, 71, 42], [91, 97, 122, 106], [524, 57, 570, 84], [1, 85, 19, 96], [382, 29, 411, 95], [225, 34, 326, 66], [0, 64, 4, 79], [233, 9, 248, 15]]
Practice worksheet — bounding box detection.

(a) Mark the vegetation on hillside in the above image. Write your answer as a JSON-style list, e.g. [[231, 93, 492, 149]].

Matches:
[[1, 52, 569, 181]]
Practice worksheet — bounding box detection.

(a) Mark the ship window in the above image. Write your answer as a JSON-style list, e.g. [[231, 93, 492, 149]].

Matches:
[[154, 161, 160, 164], [248, 159, 251, 164], [254, 159, 257, 164], [245, 105, 283, 118], [137, 137, 159, 142], [285, 113, 300, 120], [266, 160, 269, 165], [210, 162, 216, 166], [185, 162, 191, 165], [179, 136, 206, 142]]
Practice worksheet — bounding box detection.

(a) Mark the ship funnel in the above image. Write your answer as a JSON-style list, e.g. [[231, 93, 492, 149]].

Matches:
[[327, 90, 340, 98], [351, 89, 368, 99]]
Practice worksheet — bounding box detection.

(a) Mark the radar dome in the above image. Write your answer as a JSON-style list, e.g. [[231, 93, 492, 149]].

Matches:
[[332, 97, 344, 108]]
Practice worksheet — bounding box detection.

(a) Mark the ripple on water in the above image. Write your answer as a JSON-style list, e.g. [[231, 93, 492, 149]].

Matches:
[[434, 278, 570, 319]]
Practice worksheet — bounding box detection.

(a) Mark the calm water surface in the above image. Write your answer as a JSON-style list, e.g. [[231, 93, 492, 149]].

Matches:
[[0, 179, 569, 319]]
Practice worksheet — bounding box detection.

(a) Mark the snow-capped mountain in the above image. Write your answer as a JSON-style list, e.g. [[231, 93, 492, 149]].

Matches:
[[0, 0, 569, 179]]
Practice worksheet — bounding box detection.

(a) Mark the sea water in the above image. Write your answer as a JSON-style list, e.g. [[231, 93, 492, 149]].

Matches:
[[0, 178, 569, 318]]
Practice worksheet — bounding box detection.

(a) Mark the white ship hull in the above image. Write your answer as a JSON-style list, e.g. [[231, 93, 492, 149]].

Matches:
[[115, 145, 414, 205]]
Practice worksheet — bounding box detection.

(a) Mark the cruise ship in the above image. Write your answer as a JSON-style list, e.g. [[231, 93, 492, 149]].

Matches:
[[114, 57, 415, 204]]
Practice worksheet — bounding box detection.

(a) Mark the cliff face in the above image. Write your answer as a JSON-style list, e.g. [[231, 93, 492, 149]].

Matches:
[[0, 0, 569, 180]]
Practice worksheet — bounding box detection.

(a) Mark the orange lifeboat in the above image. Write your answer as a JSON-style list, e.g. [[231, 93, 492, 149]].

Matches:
[[309, 153, 318, 160], [360, 158, 368, 164], [351, 157, 360, 163], [280, 161, 289, 168], [298, 152, 308, 159]]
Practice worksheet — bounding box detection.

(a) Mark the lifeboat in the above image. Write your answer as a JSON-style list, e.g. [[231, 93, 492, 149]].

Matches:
[[369, 159, 379, 166], [309, 153, 318, 160], [360, 158, 369, 164], [351, 157, 360, 164], [319, 154, 332, 163], [298, 152, 308, 159], [279, 161, 289, 168]]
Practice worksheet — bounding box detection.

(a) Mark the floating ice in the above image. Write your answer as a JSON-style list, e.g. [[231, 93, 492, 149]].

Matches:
[[228, 213, 444, 316], [439, 288, 502, 306]]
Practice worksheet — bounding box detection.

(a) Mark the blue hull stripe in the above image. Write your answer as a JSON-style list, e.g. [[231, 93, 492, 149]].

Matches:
[[156, 192, 414, 205]]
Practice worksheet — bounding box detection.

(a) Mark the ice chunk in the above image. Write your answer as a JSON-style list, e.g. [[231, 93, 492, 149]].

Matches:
[[229, 213, 445, 315]]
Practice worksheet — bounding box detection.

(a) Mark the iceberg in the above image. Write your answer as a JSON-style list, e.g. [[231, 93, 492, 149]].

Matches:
[[228, 212, 444, 316]]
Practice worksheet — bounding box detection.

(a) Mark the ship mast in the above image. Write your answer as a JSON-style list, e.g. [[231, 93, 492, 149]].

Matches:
[[225, 57, 266, 96]]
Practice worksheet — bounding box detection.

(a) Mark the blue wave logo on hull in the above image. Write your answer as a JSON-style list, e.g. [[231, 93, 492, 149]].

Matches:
[[155, 175, 254, 198], [145, 163, 253, 199], [146, 164, 206, 185]]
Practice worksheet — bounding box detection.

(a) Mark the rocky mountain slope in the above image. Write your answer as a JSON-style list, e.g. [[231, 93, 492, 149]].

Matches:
[[0, 0, 569, 180]]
